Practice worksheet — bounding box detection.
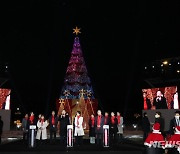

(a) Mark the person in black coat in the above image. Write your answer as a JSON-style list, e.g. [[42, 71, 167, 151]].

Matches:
[[48, 111, 58, 143], [153, 90, 168, 109], [0, 116, 3, 144], [27, 112, 37, 147], [88, 114, 95, 144], [109, 112, 118, 146], [58, 109, 70, 145], [169, 111, 180, 135], [104, 112, 110, 125], [95, 110, 104, 146], [22, 114, 29, 142], [141, 112, 150, 142], [154, 111, 165, 136]]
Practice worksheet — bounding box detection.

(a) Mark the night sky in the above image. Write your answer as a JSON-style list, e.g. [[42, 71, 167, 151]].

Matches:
[[1, 0, 180, 121]]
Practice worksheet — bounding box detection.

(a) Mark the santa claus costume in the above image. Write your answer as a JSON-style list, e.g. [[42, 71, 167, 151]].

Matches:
[[165, 126, 180, 154], [144, 123, 165, 154]]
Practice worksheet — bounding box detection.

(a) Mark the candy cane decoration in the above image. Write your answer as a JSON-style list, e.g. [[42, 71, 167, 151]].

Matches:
[[69, 129, 71, 146], [105, 129, 107, 146]]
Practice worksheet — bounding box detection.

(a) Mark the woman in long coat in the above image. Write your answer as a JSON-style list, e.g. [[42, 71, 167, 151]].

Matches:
[[74, 111, 84, 146], [36, 115, 49, 141], [116, 112, 123, 143]]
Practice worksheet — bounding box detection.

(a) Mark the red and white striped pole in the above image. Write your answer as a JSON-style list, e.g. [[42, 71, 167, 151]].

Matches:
[[103, 125, 109, 147], [67, 125, 73, 147]]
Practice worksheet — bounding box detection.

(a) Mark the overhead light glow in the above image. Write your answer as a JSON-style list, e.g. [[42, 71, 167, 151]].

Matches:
[[162, 61, 168, 65]]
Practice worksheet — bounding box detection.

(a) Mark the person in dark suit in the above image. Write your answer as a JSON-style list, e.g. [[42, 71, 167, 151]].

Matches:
[[89, 114, 96, 144], [104, 112, 110, 125], [22, 114, 29, 142], [28, 111, 37, 147], [153, 90, 168, 109], [109, 112, 118, 146], [48, 111, 58, 143], [0, 116, 3, 144], [95, 110, 104, 146], [58, 109, 70, 145], [143, 92, 152, 110], [169, 111, 180, 135], [141, 112, 150, 142]]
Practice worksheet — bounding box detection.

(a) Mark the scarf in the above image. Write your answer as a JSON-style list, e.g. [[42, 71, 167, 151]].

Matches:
[[52, 116, 55, 125], [111, 116, 115, 124], [104, 115, 108, 124], [97, 115, 101, 127], [117, 115, 121, 124], [77, 115, 80, 126], [29, 115, 34, 124], [144, 98, 147, 110], [41, 119, 44, 126], [91, 117, 95, 127]]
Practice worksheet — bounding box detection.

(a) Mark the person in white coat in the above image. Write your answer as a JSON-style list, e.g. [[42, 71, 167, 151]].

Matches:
[[36, 115, 49, 144], [74, 111, 84, 146]]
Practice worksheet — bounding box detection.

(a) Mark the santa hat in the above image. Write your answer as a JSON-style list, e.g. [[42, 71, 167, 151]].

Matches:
[[152, 123, 161, 133], [153, 123, 160, 130], [175, 126, 180, 133]]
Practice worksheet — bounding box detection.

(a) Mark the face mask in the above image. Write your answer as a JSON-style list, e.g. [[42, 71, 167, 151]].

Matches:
[[155, 115, 159, 118], [175, 116, 179, 119]]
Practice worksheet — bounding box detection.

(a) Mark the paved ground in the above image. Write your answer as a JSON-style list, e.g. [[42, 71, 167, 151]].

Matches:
[[0, 129, 145, 154], [1, 129, 144, 144]]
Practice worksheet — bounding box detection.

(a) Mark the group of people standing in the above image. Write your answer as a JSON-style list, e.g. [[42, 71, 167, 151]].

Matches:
[[88, 110, 123, 146], [21, 112, 50, 145], [21, 110, 69, 145], [21, 109, 124, 147]]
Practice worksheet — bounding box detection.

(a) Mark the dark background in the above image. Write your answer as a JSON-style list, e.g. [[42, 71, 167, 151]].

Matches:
[[1, 0, 180, 122]]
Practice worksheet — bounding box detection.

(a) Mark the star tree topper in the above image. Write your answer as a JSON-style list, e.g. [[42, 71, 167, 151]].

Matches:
[[73, 26, 81, 35]]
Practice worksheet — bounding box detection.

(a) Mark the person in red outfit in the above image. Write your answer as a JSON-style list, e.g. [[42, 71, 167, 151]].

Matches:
[[144, 123, 165, 150], [143, 92, 152, 110], [166, 126, 180, 154]]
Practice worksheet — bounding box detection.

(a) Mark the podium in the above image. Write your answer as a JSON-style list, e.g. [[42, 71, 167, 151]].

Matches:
[[67, 125, 73, 147], [29, 125, 36, 148], [103, 125, 109, 147]]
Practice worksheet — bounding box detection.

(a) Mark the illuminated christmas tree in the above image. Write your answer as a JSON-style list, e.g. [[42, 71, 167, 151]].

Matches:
[[57, 27, 98, 129]]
